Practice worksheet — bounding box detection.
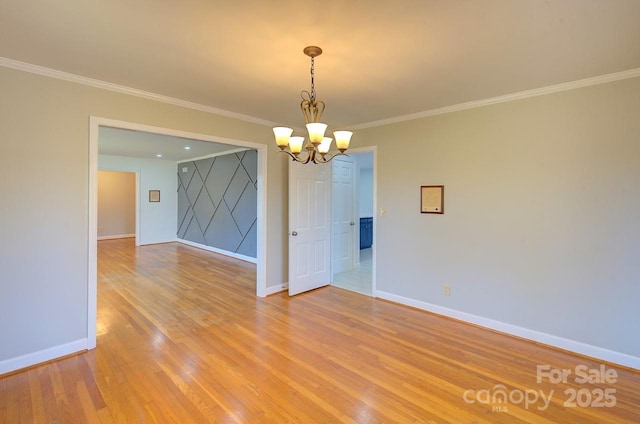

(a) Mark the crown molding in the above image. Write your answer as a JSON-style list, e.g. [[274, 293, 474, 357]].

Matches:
[[3, 57, 639, 131], [0, 57, 278, 128], [351, 68, 640, 130]]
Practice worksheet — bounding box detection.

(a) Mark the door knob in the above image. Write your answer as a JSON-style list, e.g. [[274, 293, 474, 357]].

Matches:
[[350, 222, 355, 226], [291, 231, 298, 236]]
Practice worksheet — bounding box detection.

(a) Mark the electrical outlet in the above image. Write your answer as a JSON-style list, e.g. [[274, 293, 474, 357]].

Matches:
[[442, 284, 451, 296]]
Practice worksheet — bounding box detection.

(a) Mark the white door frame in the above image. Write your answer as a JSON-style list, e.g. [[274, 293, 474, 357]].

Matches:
[[88, 116, 268, 349], [336, 146, 377, 294]]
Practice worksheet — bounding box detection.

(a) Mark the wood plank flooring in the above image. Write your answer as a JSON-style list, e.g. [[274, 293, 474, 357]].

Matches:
[[1, 238, 639, 423]]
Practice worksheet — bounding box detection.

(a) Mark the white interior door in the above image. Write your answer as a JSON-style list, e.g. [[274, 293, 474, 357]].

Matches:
[[288, 160, 332, 296], [332, 158, 356, 274]]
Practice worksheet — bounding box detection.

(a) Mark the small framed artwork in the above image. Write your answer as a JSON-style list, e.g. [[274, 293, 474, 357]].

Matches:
[[421, 185, 444, 214], [149, 190, 160, 202]]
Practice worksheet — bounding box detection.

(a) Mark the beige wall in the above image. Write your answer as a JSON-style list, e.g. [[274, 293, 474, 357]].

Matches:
[[355, 76, 640, 360], [1, 63, 638, 371], [98, 171, 135, 238], [99, 154, 180, 245], [0, 65, 287, 369]]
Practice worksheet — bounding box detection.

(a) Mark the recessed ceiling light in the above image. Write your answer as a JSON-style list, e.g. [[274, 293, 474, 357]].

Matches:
[[184, 146, 191, 150], [156, 154, 163, 158]]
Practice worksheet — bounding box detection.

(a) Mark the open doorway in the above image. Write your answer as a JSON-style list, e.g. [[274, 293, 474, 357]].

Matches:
[[87, 116, 268, 350], [331, 148, 376, 296]]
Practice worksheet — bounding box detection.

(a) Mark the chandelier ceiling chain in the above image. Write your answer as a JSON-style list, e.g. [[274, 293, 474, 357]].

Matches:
[[273, 46, 352, 164], [309, 54, 315, 102]]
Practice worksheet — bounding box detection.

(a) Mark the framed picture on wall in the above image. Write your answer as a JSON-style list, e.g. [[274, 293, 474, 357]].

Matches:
[[149, 190, 160, 202], [421, 185, 444, 214]]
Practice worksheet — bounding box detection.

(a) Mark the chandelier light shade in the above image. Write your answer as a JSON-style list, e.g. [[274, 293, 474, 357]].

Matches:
[[273, 46, 353, 164], [306, 123, 328, 146], [289, 136, 305, 154], [318, 137, 332, 154], [273, 127, 293, 149]]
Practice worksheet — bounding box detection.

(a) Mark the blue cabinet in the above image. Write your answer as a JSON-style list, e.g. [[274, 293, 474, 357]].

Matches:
[[360, 217, 373, 249]]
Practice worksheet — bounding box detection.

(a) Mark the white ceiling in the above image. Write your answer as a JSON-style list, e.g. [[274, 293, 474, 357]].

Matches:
[[2, 0, 640, 131], [98, 127, 245, 161]]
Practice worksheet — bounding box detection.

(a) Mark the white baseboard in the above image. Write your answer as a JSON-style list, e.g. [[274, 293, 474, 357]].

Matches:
[[375, 290, 640, 370], [97, 233, 135, 240], [0, 338, 88, 376], [176, 239, 257, 264], [266, 283, 288, 296]]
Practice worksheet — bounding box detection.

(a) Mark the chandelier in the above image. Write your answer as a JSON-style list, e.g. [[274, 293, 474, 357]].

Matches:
[[273, 46, 353, 164]]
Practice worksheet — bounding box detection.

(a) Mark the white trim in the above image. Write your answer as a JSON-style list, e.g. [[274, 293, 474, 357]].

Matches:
[[351, 68, 640, 130], [89, 117, 269, 357], [255, 141, 268, 298], [95, 117, 265, 149], [88, 119, 98, 350], [97, 234, 135, 240], [176, 148, 249, 164], [371, 147, 377, 296], [177, 239, 257, 264], [374, 290, 640, 371], [266, 283, 288, 296], [134, 172, 141, 247], [4, 57, 639, 133], [0, 57, 278, 128], [342, 146, 378, 295], [0, 338, 88, 376]]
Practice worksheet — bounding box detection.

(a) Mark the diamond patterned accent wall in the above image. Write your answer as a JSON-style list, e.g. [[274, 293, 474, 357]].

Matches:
[[177, 150, 257, 258]]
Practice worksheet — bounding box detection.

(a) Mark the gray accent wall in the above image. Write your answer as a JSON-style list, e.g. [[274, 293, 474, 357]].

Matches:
[[177, 150, 257, 258]]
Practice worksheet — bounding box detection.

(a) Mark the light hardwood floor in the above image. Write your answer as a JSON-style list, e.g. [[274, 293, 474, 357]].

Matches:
[[1, 238, 638, 423]]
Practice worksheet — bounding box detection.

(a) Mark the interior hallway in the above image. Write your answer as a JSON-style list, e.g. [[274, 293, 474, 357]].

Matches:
[[332, 247, 373, 296]]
